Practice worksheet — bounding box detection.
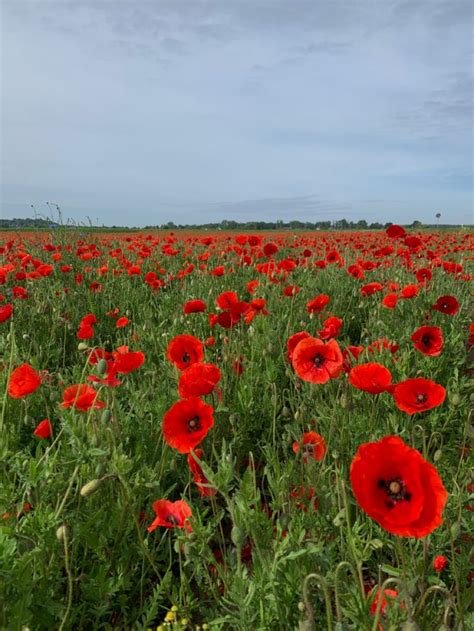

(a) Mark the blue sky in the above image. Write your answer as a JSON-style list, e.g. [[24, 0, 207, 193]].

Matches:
[[1, 1, 473, 226]]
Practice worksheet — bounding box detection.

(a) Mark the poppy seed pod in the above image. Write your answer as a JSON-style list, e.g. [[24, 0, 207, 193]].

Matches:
[[78, 342, 89, 351], [80, 479, 102, 497], [97, 359, 108, 375]]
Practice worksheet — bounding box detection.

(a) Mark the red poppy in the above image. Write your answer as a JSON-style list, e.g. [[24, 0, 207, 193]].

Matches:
[[263, 242, 279, 257], [342, 345, 364, 372], [178, 363, 221, 398], [392, 378, 446, 414], [306, 294, 330, 314], [410, 326, 443, 356], [77, 324, 94, 340], [433, 555, 448, 572], [381, 293, 398, 309], [292, 337, 343, 384], [283, 285, 301, 297], [360, 282, 383, 297], [147, 499, 192, 533], [183, 299, 206, 314], [318, 316, 343, 340], [116, 317, 129, 328], [215, 291, 238, 310], [287, 331, 310, 361], [166, 334, 204, 371], [432, 295, 459, 315], [162, 397, 214, 453], [246, 280, 259, 294], [349, 363, 392, 394], [33, 419, 52, 439], [386, 224, 406, 238], [369, 587, 399, 616], [350, 435, 448, 537], [8, 364, 41, 398], [416, 268, 432, 283], [112, 350, 145, 373], [187, 449, 217, 497], [61, 384, 106, 411], [292, 431, 327, 463], [400, 284, 419, 299], [80, 313, 97, 327], [0, 303, 13, 323]]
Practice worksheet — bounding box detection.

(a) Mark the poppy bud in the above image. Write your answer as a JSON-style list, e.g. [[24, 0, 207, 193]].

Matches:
[[231, 525, 245, 548], [101, 409, 112, 423], [434, 449, 442, 462], [97, 359, 108, 375], [340, 394, 348, 408], [281, 406, 290, 418], [294, 410, 300, 420], [297, 601, 306, 612], [450, 392, 461, 406], [80, 479, 102, 497], [77, 342, 89, 351], [56, 524, 67, 541], [400, 621, 420, 631], [450, 522, 461, 539]]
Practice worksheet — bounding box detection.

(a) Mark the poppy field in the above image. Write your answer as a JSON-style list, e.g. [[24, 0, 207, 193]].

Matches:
[[0, 226, 472, 630]]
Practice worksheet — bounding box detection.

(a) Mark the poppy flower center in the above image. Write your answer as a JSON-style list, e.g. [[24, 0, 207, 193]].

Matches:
[[313, 354, 325, 368], [417, 393, 428, 403], [182, 352, 190, 363], [377, 477, 412, 508], [166, 514, 179, 525], [421, 335, 431, 346], [187, 415, 201, 432], [303, 445, 315, 457]]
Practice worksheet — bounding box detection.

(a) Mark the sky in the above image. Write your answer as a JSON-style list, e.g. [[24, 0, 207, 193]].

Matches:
[[1, 0, 473, 226]]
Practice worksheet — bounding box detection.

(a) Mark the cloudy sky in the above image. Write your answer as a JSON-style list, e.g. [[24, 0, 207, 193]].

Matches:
[[1, 0, 473, 226]]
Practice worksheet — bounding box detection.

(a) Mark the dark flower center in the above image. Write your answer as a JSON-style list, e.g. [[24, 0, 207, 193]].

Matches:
[[377, 477, 412, 509], [303, 445, 315, 458], [166, 514, 179, 525], [313, 354, 325, 368], [182, 352, 190, 363], [421, 335, 431, 346], [417, 393, 428, 403], [187, 415, 201, 433]]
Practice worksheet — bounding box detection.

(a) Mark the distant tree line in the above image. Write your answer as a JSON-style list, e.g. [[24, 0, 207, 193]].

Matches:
[[145, 219, 464, 231], [0, 217, 468, 231]]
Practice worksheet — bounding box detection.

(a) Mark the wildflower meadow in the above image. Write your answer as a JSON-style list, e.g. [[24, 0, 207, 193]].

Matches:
[[0, 226, 472, 630]]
